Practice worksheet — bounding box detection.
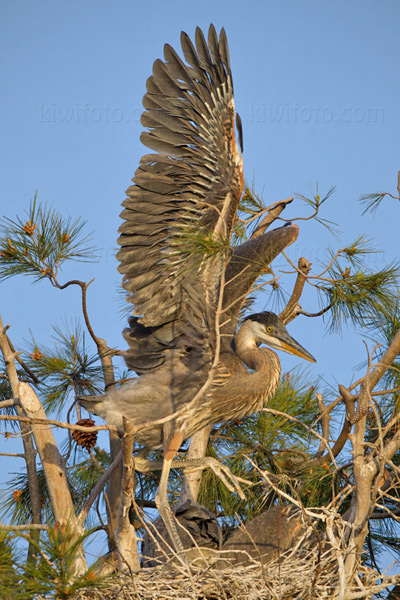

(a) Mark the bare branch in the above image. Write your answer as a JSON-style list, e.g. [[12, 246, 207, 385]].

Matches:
[[0, 314, 42, 562], [0, 523, 49, 532], [298, 304, 332, 318], [6, 334, 40, 384], [314, 393, 330, 457], [279, 257, 312, 324], [0, 397, 18, 409], [0, 451, 26, 458], [250, 198, 294, 238], [366, 326, 400, 392], [0, 413, 112, 433], [18, 382, 88, 574], [78, 451, 123, 525], [115, 417, 140, 572], [317, 385, 356, 465]]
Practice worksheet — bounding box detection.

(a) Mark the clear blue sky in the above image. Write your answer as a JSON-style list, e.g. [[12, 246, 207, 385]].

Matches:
[[1, 0, 399, 565]]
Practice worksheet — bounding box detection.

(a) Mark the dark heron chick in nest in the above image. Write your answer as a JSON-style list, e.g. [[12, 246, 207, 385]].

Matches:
[[78, 24, 316, 554], [141, 500, 222, 568]]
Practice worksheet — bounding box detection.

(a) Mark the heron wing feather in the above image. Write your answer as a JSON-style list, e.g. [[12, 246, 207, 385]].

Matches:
[[117, 25, 243, 339]]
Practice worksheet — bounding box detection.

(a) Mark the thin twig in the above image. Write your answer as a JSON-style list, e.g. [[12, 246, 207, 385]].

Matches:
[[78, 450, 123, 525]]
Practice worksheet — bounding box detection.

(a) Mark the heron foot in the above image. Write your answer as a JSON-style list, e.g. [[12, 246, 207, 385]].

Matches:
[[184, 457, 250, 500]]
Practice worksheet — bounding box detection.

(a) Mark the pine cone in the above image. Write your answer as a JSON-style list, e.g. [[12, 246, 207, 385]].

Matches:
[[73, 418, 97, 450]]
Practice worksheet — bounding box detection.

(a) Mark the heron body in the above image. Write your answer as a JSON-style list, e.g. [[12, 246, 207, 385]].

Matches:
[[79, 312, 314, 447], [78, 25, 316, 554], [222, 505, 309, 566]]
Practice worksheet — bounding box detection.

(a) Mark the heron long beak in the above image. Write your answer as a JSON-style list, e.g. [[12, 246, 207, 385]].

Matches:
[[261, 330, 316, 363], [277, 336, 316, 363]]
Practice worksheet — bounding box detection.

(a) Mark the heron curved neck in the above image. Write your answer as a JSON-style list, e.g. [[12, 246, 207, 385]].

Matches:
[[235, 321, 280, 372]]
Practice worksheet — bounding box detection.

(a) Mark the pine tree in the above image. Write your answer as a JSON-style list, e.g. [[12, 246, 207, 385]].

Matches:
[[0, 179, 400, 598]]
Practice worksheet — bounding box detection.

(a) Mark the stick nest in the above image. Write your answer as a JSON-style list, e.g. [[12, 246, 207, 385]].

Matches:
[[72, 532, 386, 600]]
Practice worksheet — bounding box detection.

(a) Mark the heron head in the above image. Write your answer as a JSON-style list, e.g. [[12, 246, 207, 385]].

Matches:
[[243, 312, 316, 363]]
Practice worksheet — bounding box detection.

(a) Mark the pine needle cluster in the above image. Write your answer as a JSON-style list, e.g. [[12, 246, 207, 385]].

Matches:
[[25, 323, 104, 415], [0, 193, 96, 283]]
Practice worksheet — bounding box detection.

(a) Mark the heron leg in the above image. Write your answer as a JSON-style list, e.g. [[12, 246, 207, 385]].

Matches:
[[136, 455, 250, 500], [154, 426, 185, 556]]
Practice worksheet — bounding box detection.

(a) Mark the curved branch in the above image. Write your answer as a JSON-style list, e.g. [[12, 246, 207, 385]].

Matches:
[[250, 197, 294, 238], [279, 257, 312, 324], [52, 276, 121, 543], [53, 278, 101, 345], [0, 413, 112, 433], [298, 304, 332, 318], [317, 385, 355, 465]]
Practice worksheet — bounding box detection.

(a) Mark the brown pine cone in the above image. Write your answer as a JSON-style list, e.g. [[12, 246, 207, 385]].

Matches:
[[72, 418, 97, 450]]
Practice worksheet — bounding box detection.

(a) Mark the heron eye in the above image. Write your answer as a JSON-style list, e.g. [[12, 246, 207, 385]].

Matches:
[[266, 326, 272, 333]]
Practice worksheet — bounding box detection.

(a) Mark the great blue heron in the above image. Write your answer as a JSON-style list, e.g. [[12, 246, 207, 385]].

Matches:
[[141, 499, 222, 568], [221, 505, 310, 566], [141, 504, 312, 568], [78, 25, 315, 552]]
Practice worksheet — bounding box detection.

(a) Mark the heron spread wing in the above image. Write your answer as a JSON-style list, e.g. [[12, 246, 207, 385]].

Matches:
[[117, 25, 243, 373]]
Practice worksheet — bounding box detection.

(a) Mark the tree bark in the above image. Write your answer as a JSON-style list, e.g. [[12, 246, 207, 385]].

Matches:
[[0, 316, 42, 565], [115, 418, 140, 571], [18, 382, 87, 576], [179, 425, 212, 505], [97, 337, 122, 551]]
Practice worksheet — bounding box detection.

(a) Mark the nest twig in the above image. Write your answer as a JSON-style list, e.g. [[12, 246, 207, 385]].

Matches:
[[72, 520, 398, 600]]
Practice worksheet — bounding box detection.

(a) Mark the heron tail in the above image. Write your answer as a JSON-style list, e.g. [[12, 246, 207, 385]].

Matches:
[[77, 395, 105, 416]]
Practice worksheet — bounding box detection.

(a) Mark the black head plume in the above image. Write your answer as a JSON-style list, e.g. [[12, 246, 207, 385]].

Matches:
[[243, 311, 281, 327]]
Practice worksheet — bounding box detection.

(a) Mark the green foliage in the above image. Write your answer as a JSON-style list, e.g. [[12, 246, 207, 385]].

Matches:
[[0, 467, 80, 526], [232, 183, 267, 243], [177, 228, 231, 263], [13, 524, 103, 599], [67, 448, 111, 521], [239, 184, 266, 215], [294, 184, 339, 234], [25, 322, 104, 415], [315, 238, 400, 331], [0, 533, 21, 599], [0, 468, 47, 525], [359, 191, 397, 215], [0, 444, 112, 529], [0, 193, 96, 282]]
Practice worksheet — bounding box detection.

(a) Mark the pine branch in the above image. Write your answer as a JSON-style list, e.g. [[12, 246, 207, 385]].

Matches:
[[0, 194, 97, 282]]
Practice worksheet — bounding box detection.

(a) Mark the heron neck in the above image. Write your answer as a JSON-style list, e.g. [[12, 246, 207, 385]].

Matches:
[[235, 323, 280, 373]]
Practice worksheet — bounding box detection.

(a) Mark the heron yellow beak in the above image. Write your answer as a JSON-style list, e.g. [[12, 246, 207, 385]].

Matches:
[[279, 339, 316, 363]]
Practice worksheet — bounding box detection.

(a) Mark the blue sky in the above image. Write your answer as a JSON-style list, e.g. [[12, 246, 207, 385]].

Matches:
[[1, 0, 400, 567]]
